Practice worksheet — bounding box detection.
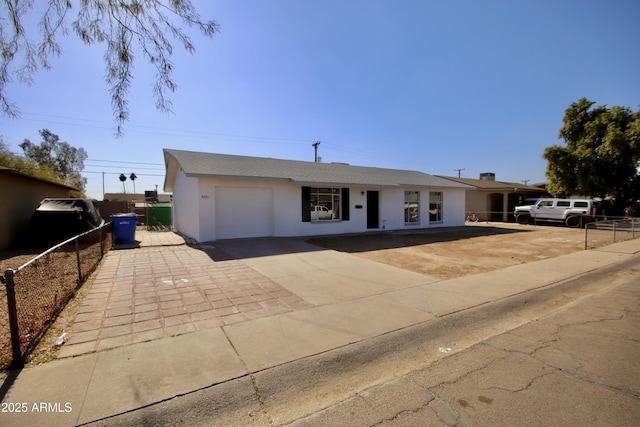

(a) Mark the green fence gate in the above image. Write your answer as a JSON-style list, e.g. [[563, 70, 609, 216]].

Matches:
[[147, 202, 172, 230]]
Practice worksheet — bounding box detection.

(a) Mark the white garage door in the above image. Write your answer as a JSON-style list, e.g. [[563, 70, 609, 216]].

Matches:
[[215, 187, 274, 239]]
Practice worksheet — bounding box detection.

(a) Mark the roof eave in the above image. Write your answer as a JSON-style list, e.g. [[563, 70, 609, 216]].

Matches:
[[188, 173, 293, 183], [0, 166, 79, 191], [163, 149, 179, 193]]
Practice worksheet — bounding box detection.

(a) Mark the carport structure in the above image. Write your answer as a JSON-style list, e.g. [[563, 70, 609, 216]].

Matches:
[[438, 174, 547, 222]]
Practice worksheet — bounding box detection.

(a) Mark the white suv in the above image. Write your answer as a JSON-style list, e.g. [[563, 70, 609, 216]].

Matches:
[[514, 198, 597, 227]]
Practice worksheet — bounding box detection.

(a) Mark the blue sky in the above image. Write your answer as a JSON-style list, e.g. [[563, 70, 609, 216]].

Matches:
[[2, 0, 639, 199]]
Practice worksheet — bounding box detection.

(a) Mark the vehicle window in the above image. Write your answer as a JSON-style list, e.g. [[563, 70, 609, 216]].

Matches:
[[574, 201, 588, 208], [557, 201, 570, 207], [538, 201, 554, 207]]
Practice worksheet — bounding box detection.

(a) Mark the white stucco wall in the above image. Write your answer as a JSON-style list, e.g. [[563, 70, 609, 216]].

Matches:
[[197, 179, 217, 242], [172, 168, 201, 242], [176, 176, 466, 241], [443, 189, 467, 226]]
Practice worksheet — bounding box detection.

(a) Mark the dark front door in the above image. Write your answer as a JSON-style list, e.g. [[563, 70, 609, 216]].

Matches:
[[367, 191, 379, 229], [489, 193, 504, 222]]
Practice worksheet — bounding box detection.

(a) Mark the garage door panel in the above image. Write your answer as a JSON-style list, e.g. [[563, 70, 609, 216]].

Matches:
[[216, 187, 273, 239]]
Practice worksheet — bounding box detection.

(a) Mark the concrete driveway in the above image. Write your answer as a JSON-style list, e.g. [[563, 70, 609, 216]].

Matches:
[[58, 234, 439, 360], [214, 237, 440, 306]]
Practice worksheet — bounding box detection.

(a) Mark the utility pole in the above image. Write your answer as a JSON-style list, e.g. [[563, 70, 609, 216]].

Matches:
[[454, 168, 465, 178], [522, 179, 530, 185], [312, 141, 321, 163]]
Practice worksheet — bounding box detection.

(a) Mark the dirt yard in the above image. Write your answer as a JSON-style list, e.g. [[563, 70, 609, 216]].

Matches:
[[309, 222, 596, 279]]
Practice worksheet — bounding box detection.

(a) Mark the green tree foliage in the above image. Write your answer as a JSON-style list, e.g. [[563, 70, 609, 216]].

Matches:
[[0, 136, 59, 183], [19, 129, 88, 193], [0, 136, 13, 164], [1, 1, 219, 135], [543, 98, 640, 208]]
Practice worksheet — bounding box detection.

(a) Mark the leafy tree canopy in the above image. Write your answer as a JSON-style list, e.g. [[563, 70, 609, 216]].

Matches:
[[1, 135, 60, 184], [1, 1, 219, 135], [543, 98, 640, 208], [18, 129, 88, 193]]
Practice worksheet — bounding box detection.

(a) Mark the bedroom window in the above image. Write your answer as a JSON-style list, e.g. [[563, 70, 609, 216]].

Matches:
[[404, 191, 419, 223], [429, 191, 443, 222]]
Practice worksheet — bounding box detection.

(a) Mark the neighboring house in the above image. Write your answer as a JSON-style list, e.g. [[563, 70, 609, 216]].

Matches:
[[438, 173, 548, 222], [0, 166, 77, 250], [163, 149, 473, 242]]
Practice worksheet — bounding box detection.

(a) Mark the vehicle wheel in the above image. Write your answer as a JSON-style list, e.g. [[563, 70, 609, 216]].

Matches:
[[565, 215, 581, 228], [516, 214, 531, 224]]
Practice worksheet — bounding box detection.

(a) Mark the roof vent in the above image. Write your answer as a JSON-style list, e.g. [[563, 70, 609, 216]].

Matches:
[[480, 172, 495, 181]]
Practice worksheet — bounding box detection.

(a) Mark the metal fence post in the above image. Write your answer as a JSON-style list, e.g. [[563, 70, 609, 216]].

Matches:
[[4, 269, 23, 368], [613, 220, 617, 243], [75, 238, 82, 284], [99, 225, 104, 259], [584, 223, 589, 250]]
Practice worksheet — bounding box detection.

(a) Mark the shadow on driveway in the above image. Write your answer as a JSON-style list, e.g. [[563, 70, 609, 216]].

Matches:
[[201, 225, 532, 260], [199, 237, 327, 261], [308, 225, 532, 253]]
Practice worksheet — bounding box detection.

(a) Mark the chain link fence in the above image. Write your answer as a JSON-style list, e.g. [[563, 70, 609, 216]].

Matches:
[[1, 223, 113, 369], [465, 211, 508, 222], [0, 281, 9, 369], [584, 218, 640, 250], [465, 211, 639, 250]]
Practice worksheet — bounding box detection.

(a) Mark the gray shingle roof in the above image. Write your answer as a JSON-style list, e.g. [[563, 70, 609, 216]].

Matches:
[[437, 176, 546, 192], [163, 149, 472, 191]]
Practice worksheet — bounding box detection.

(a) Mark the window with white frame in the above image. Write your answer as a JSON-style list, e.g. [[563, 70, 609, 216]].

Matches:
[[404, 191, 420, 223], [429, 191, 443, 222]]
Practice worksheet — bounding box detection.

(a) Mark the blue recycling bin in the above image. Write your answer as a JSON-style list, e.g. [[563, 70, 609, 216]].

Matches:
[[111, 214, 137, 244]]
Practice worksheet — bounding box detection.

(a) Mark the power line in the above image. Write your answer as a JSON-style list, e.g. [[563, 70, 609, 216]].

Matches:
[[83, 171, 164, 177], [13, 111, 437, 171], [19, 112, 316, 145], [87, 158, 164, 166], [85, 164, 164, 171], [17, 112, 417, 164]]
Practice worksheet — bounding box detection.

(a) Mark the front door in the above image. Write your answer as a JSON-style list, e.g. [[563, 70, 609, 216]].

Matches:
[[367, 191, 379, 229]]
